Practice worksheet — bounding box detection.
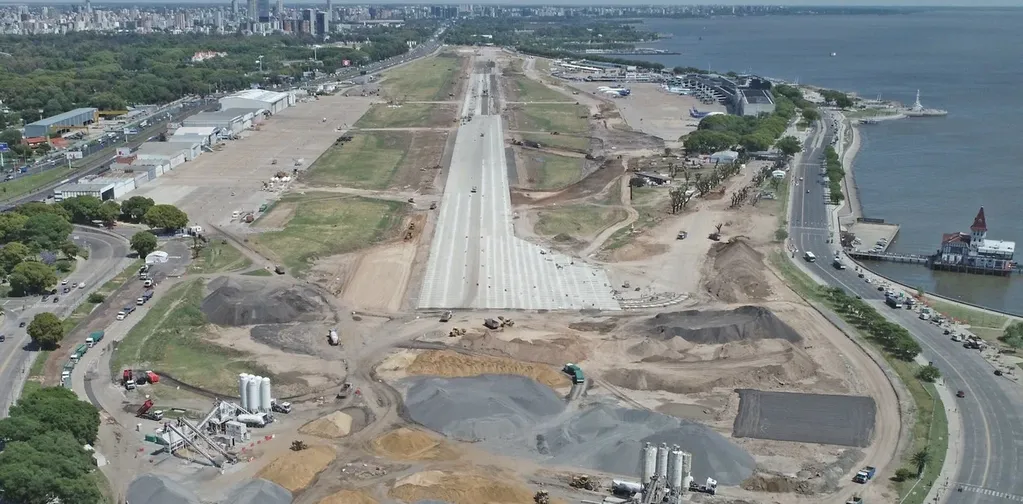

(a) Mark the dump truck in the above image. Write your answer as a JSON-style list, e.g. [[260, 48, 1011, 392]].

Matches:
[[483, 318, 500, 330], [336, 382, 353, 399], [70, 344, 88, 363], [85, 331, 104, 348], [852, 466, 876, 483], [846, 496, 864, 504], [562, 363, 585, 384], [136, 400, 164, 421]]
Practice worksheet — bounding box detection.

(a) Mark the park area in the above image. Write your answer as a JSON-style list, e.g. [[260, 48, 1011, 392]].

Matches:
[[355, 103, 457, 129], [304, 132, 410, 189], [508, 103, 589, 135], [378, 52, 467, 101], [252, 193, 406, 276]]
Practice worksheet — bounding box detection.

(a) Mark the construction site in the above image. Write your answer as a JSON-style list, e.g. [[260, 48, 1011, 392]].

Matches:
[[68, 47, 904, 504]]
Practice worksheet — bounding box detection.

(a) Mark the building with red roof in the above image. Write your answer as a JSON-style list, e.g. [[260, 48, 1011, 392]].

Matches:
[[936, 207, 1015, 276]]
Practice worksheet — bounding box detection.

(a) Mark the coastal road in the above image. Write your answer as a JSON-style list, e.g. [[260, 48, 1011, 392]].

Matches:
[[790, 114, 1023, 503], [0, 226, 131, 417]]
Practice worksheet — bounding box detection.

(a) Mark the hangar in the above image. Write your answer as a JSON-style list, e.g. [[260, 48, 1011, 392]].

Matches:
[[182, 110, 255, 137], [24, 108, 98, 138], [218, 89, 293, 115]]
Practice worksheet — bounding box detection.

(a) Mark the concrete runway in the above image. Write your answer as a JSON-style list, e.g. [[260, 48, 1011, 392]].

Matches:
[[791, 113, 1023, 503], [0, 226, 131, 416], [418, 70, 619, 311]]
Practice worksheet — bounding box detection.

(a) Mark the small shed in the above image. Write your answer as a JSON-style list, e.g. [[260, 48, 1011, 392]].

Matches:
[[709, 150, 739, 164]]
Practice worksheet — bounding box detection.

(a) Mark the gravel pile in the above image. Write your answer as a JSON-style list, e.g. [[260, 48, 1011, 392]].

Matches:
[[403, 375, 755, 485], [202, 277, 328, 326], [641, 306, 802, 345]]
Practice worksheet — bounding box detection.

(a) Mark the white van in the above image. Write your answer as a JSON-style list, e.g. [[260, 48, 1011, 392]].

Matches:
[[804, 251, 817, 262]]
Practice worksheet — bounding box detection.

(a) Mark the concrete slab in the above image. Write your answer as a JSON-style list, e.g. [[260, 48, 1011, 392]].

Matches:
[[733, 389, 876, 447], [847, 221, 901, 253], [418, 72, 619, 310]]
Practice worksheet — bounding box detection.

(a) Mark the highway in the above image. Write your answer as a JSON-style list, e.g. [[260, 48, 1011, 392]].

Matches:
[[789, 113, 1023, 503], [0, 226, 131, 417]]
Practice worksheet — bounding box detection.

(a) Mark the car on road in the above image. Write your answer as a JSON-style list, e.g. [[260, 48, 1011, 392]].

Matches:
[[0, 334, 5, 342], [956, 390, 966, 398], [61, 279, 68, 285], [471, 186, 478, 193], [78, 282, 86, 289], [41, 295, 49, 301], [53, 297, 59, 303], [18, 321, 25, 328]]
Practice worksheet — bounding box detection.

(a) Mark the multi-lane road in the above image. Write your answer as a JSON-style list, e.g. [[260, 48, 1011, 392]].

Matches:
[[0, 226, 131, 416], [790, 114, 1023, 503]]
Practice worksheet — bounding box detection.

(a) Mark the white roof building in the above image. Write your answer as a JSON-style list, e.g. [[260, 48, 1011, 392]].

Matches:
[[219, 89, 294, 115]]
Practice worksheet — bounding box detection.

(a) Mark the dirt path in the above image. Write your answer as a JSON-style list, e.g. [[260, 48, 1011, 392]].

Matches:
[[580, 176, 639, 257], [286, 184, 439, 204], [354, 127, 453, 132]]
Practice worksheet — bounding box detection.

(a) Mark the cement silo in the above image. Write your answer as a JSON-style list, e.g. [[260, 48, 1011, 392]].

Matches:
[[260, 377, 272, 413], [680, 451, 693, 491], [238, 374, 250, 411], [642, 442, 657, 484], [669, 447, 685, 491], [656, 443, 669, 480], [246, 376, 260, 412]]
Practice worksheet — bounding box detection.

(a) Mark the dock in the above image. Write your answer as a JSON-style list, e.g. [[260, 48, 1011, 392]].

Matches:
[[843, 219, 900, 253], [847, 250, 931, 265]]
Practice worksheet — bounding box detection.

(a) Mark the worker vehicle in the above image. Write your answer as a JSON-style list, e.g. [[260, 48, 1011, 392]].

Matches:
[[336, 382, 353, 399], [852, 466, 876, 483], [271, 400, 292, 414], [483, 318, 500, 330], [688, 478, 718, 495], [562, 363, 585, 384], [440, 311, 453, 322], [471, 186, 478, 193], [274, 265, 285, 275], [86, 331, 104, 348], [803, 251, 816, 262]]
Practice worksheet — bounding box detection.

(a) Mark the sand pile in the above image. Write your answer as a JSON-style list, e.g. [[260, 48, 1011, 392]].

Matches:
[[300, 411, 353, 438], [641, 306, 802, 345], [403, 376, 755, 485], [457, 332, 589, 367], [406, 351, 570, 389], [626, 338, 692, 360], [372, 428, 457, 461], [390, 471, 534, 504], [319, 490, 378, 504], [705, 238, 772, 303], [202, 276, 329, 326], [256, 445, 336, 492]]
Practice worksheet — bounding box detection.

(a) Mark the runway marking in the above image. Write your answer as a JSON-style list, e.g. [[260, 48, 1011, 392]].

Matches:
[[956, 484, 1023, 501]]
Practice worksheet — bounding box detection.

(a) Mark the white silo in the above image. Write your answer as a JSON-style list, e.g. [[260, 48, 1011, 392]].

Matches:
[[260, 377, 272, 413], [680, 451, 693, 478], [238, 373, 250, 411], [246, 376, 260, 412], [669, 447, 684, 491], [656, 443, 669, 480], [641, 443, 657, 484]]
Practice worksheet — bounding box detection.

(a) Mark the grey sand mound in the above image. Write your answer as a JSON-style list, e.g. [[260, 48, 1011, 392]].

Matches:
[[642, 306, 802, 345], [202, 276, 328, 326]]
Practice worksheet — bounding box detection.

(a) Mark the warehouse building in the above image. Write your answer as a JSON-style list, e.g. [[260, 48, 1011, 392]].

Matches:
[[164, 139, 202, 161], [53, 182, 115, 202], [181, 110, 254, 137], [24, 108, 99, 138], [737, 88, 776, 117], [135, 142, 189, 169], [172, 126, 219, 147], [218, 89, 293, 115]]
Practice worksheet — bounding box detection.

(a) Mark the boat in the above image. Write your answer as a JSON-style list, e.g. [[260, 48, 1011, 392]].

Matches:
[[903, 90, 948, 117], [830, 52, 837, 57]]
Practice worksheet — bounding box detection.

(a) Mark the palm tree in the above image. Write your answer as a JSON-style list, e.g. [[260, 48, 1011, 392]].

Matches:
[[911, 450, 930, 477]]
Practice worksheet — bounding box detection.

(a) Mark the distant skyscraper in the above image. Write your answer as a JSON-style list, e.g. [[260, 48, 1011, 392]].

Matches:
[[231, 0, 238, 18], [315, 10, 328, 36], [325, 0, 332, 22], [257, 0, 270, 22], [247, 0, 257, 22], [276, 0, 283, 18]]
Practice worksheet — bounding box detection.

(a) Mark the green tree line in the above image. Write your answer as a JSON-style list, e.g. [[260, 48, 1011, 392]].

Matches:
[[823, 145, 846, 204], [821, 286, 922, 361], [681, 93, 798, 154]]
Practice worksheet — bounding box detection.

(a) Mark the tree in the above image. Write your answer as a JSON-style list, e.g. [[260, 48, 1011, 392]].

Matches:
[[0, 212, 29, 243], [20, 212, 72, 252], [0, 241, 30, 275], [99, 200, 120, 228], [60, 241, 80, 260], [916, 364, 941, 383], [27, 312, 63, 349], [130, 231, 158, 258], [776, 136, 802, 157], [144, 204, 188, 231], [999, 322, 1023, 349], [682, 130, 737, 155], [892, 468, 915, 482], [120, 196, 155, 223], [87, 292, 105, 303], [59, 196, 104, 225], [0, 128, 22, 146], [8, 387, 101, 445], [801, 108, 820, 123], [9, 261, 57, 296], [911, 450, 930, 477]]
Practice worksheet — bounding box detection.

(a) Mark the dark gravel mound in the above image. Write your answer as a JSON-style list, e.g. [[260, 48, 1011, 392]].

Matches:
[[202, 277, 328, 326], [641, 306, 802, 345]]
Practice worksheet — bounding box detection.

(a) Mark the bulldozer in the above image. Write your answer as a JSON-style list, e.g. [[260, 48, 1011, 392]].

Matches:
[[497, 316, 515, 328], [291, 440, 308, 451], [533, 490, 550, 504], [570, 475, 599, 491], [448, 327, 467, 338]]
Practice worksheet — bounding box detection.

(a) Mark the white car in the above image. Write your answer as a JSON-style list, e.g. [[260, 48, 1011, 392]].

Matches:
[[78, 282, 86, 289], [60, 280, 68, 286], [116, 312, 126, 321]]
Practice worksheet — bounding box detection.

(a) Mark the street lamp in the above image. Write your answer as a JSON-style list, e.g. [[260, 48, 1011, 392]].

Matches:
[[256, 55, 264, 72]]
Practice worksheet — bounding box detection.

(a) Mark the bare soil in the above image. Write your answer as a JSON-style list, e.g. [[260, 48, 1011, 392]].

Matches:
[[256, 445, 337, 492]]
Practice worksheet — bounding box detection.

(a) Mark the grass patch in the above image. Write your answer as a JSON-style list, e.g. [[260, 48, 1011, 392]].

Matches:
[[355, 103, 454, 129], [0, 166, 76, 203], [924, 298, 1009, 329], [771, 251, 948, 503], [305, 132, 409, 189], [519, 132, 589, 152], [535, 204, 627, 238], [98, 259, 145, 296], [518, 103, 589, 134], [534, 58, 551, 73], [242, 268, 274, 276], [602, 187, 666, 251], [511, 76, 567, 102], [252, 194, 405, 277], [379, 53, 464, 101], [110, 279, 270, 395], [521, 151, 584, 190], [189, 240, 251, 274]]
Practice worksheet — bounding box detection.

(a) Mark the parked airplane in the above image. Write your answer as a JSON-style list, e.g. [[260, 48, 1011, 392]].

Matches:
[[689, 107, 725, 119], [597, 86, 632, 97]]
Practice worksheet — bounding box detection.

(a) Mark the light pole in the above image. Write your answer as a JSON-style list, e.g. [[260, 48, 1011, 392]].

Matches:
[[257, 55, 264, 72]]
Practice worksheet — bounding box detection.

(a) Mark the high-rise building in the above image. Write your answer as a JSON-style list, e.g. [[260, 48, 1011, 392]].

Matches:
[[231, 0, 238, 18], [257, 0, 271, 22], [315, 10, 329, 36], [247, 0, 257, 22], [325, 0, 332, 22], [276, 0, 283, 17]]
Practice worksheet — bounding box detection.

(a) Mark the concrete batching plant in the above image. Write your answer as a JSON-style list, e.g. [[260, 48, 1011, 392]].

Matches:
[[632, 443, 696, 504]]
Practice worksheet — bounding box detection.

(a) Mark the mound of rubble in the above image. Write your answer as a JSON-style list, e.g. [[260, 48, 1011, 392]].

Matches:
[[202, 277, 329, 326]]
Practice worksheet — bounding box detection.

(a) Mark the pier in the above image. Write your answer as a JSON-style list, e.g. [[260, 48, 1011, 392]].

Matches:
[[847, 250, 931, 265]]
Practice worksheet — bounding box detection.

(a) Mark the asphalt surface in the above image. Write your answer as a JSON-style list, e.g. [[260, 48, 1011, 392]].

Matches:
[[417, 67, 618, 310], [790, 113, 1023, 502], [0, 226, 131, 416]]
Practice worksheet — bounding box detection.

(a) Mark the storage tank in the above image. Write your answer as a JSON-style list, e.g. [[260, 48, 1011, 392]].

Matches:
[[260, 377, 272, 413], [656, 443, 669, 480], [680, 451, 693, 479], [236, 413, 267, 427], [246, 376, 260, 412], [669, 447, 684, 491], [642, 442, 657, 484], [238, 373, 250, 411]]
